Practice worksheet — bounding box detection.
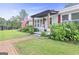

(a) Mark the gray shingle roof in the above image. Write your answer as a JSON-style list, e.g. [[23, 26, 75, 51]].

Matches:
[[31, 10, 58, 17]]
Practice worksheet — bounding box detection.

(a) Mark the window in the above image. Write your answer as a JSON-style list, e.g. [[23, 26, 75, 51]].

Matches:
[[40, 19, 42, 26], [37, 20, 39, 27], [38, 20, 39, 23], [62, 14, 69, 21], [38, 24, 39, 27], [50, 17, 52, 24], [35, 24, 36, 27], [34, 20, 36, 27], [71, 12, 79, 20]]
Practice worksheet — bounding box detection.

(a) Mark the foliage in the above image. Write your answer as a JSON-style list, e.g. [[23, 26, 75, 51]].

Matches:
[[0, 9, 28, 30], [7, 16, 21, 29], [0, 17, 6, 26], [34, 28, 39, 32], [19, 9, 28, 20], [63, 22, 79, 41], [49, 22, 79, 42], [20, 25, 34, 34], [49, 24, 65, 41], [28, 26, 34, 34], [41, 31, 47, 37], [0, 16, 21, 29], [20, 27, 28, 32]]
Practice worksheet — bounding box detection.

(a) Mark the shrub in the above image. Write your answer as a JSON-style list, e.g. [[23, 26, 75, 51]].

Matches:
[[18, 28, 22, 31], [49, 22, 79, 42], [28, 26, 34, 34], [41, 31, 47, 37], [19, 25, 34, 34], [34, 28, 39, 32], [63, 22, 79, 41], [19, 27, 28, 32], [49, 24, 66, 41]]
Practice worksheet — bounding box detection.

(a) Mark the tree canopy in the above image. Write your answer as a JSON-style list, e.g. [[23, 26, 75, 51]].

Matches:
[[0, 9, 28, 29], [19, 9, 28, 20]]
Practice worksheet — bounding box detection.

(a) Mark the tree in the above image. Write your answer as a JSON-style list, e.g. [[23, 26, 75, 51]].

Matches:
[[19, 9, 28, 20], [7, 16, 21, 28], [0, 17, 6, 26]]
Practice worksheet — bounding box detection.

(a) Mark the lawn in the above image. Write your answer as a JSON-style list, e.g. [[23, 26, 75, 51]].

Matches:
[[0, 30, 27, 41], [15, 36, 79, 55]]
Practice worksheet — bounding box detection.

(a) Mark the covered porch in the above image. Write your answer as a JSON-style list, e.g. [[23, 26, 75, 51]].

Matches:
[[31, 10, 58, 32]]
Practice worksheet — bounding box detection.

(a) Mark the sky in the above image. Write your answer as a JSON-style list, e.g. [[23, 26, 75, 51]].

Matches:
[[0, 3, 65, 20]]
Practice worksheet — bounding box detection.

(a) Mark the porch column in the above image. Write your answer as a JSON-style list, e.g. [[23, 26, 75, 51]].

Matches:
[[41, 17, 45, 31], [32, 17, 34, 28], [47, 13, 50, 27], [60, 14, 63, 23], [41, 17, 43, 27], [69, 13, 71, 21]]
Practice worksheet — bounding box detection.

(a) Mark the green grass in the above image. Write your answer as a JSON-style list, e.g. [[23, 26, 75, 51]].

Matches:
[[15, 36, 79, 55], [0, 30, 27, 41]]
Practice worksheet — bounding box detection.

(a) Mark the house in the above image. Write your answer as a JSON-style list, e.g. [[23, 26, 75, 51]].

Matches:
[[31, 3, 79, 33], [59, 3, 79, 23], [31, 10, 60, 32]]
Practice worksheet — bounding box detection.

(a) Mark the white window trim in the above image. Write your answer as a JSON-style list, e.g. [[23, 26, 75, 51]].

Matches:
[[61, 14, 69, 21]]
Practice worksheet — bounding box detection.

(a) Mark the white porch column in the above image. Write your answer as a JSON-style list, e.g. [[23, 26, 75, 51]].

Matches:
[[60, 14, 63, 23], [32, 17, 34, 28], [69, 13, 72, 21], [41, 17, 44, 31], [48, 13, 50, 27]]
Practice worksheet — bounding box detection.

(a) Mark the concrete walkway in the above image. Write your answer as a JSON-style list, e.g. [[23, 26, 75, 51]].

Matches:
[[0, 35, 32, 55]]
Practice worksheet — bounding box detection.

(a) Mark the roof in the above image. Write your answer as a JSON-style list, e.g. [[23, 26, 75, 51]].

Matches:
[[31, 10, 58, 18], [59, 4, 79, 14], [64, 3, 79, 8]]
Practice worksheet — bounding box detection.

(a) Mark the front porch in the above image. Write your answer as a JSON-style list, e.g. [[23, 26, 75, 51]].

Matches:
[[33, 17, 49, 32], [31, 10, 58, 32]]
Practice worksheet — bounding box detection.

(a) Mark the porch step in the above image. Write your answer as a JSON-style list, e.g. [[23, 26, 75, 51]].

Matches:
[[34, 34, 40, 37], [34, 32, 41, 37], [34, 32, 50, 37]]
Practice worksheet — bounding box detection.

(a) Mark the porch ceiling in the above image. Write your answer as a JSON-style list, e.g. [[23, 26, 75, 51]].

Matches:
[[31, 10, 58, 18]]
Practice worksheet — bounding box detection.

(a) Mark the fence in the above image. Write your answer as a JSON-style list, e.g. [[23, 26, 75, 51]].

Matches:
[[0, 26, 17, 30]]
